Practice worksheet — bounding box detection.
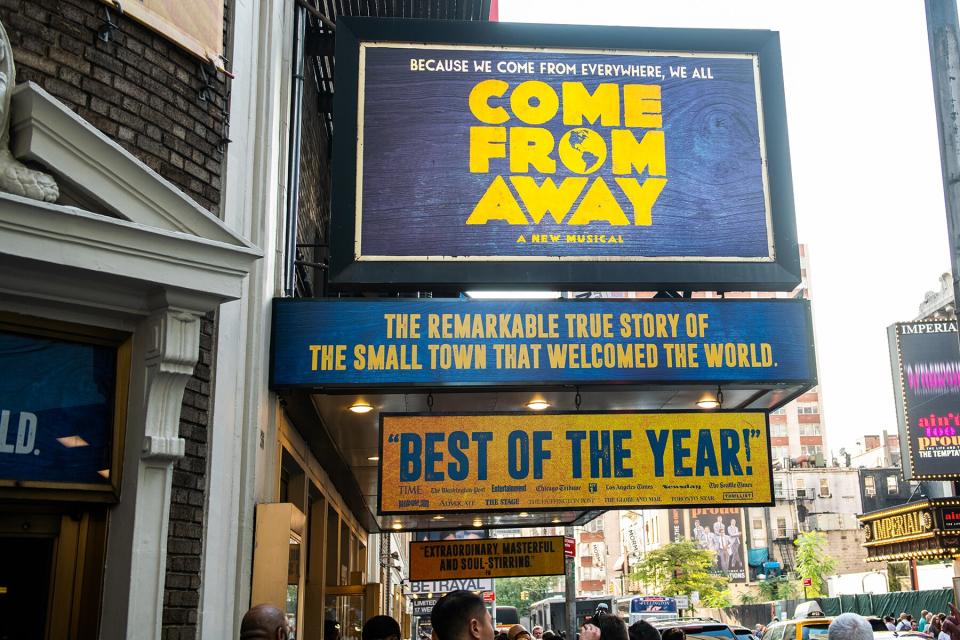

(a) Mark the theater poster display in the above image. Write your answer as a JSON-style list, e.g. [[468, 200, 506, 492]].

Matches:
[[888, 321, 960, 480], [379, 411, 772, 514], [330, 18, 801, 290], [670, 507, 748, 582]]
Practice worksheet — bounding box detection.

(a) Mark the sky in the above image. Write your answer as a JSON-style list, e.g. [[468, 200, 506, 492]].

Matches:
[[499, 0, 952, 455]]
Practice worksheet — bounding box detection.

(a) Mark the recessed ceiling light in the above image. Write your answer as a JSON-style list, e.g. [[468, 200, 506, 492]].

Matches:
[[368, 456, 380, 461], [350, 402, 373, 414], [57, 435, 89, 448], [472, 519, 483, 527], [98, 469, 111, 479], [433, 515, 445, 520], [519, 512, 529, 517], [526, 399, 550, 411], [551, 518, 561, 524], [392, 522, 403, 530]]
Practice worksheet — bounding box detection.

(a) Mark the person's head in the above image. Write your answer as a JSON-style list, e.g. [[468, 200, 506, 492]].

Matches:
[[900, 614, 909, 621], [910, 621, 918, 630], [326, 620, 343, 640], [628, 619, 661, 640], [923, 611, 930, 619], [827, 613, 873, 640], [533, 627, 544, 639], [364, 616, 402, 640], [660, 628, 686, 640], [883, 617, 894, 624], [597, 615, 629, 640], [543, 631, 557, 640], [509, 625, 532, 640], [240, 604, 292, 640], [496, 633, 510, 640], [432, 590, 493, 640]]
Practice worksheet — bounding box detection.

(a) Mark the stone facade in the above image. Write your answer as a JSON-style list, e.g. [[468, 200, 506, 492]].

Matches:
[[0, 2, 230, 638]]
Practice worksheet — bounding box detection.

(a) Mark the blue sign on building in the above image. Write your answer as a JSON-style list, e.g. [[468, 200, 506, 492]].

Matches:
[[0, 330, 117, 485], [270, 298, 815, 388]]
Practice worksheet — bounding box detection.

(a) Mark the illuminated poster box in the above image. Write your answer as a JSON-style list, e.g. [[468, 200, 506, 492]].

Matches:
[[408, 535, 566, 580], [379, 411, 771, 514], [330, 18, 800, 290], [888, 321, 960, 480]]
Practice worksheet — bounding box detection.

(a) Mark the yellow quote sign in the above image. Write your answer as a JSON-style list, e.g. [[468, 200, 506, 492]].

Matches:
[[379, 411, 771, 514], [409, 536, 566, 580]]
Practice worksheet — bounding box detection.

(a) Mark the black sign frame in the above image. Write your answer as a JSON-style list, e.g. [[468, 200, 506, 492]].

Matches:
[[329, 17, 802, 291]]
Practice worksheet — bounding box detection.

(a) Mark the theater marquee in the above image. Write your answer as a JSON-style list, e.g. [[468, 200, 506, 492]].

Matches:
[[330, 18, 801, 290], [858, 499, 960, 562]]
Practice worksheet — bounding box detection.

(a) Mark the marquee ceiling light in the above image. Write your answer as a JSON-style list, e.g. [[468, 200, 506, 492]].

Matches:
[[552, 518, 561, 524], [433, 515, 445, 520], [349, 401, 373, 414], [696, 387, 724, 410], [519, 512, 529, 517], [392, 522, 403, 530], [472, 519, 483, 527], [526, 399, 550, 411], [367, 456, 380, 461]]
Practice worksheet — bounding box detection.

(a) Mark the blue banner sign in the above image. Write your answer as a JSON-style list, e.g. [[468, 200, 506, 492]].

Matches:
[[355, 43, 770, 261], [0, 330, 117, 485], [270, 298, 814, 388]]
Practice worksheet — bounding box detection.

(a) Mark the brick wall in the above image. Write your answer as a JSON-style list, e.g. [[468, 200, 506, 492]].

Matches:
[[0, 2, 229, 638], [295, 51, 333, 296], [1, 0, 229, 213]]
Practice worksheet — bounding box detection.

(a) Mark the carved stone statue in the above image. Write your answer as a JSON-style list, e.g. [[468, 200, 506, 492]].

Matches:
[[0, 17, 57, 202]]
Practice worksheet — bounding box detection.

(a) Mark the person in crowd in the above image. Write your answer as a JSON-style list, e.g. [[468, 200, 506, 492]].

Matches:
[[753, 625, 765, 639], [660, 629, 686, 640], [432, 590, 495, 640], [896, 615, 911, 632], [628, 619, 661, 640], [495, 632, 510, 640], [543, 631, 557, 640], [920, 612, 931, 633], [326, 620, 343, 640], [940, 605, 960, 640], [581, 616, 629, 640], [827, 613, 873, 640], [929, 615, 942, 639], [240, 604, 293, 640], [884, 617, 897, 632], [533, 627, 544, 640], [364, 616, 402, 640], [509, 625, 533, 640]]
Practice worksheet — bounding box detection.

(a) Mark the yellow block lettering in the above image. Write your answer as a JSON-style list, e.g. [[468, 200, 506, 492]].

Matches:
[[623, 84, 662, 128], [469, 79, 509, 124], [616, 177, 667, 226], [562, 82, 621, 126], [566, 177, 630, 225], [510, 176, 587, 224], [466, 176, 528, 224], [510, 80, 559, 125], [509, 127, 557, 174], [470, 126, 506, 173], [611, 129, 666, 176]]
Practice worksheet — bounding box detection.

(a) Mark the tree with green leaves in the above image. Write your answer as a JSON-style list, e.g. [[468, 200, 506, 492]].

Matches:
[[494, 576, 561, 618], [629, 540, 731, 611], [757, 576, 798, 601], [793, 531, 836, 597]]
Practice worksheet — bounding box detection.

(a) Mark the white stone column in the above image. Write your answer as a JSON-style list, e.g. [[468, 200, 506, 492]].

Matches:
[[101, 307, 204, 640]]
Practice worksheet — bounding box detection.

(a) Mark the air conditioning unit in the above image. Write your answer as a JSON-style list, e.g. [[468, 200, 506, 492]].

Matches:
[[796, 488, 808, 499]]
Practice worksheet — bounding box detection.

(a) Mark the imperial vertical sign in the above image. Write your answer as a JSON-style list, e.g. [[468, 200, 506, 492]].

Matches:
[[888, 321, 960, 480], [330, 19, 801, 290]]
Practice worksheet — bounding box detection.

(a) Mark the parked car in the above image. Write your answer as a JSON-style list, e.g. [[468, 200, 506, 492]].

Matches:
[[729, 625, 756, 640], [651, 619, 739, 640]]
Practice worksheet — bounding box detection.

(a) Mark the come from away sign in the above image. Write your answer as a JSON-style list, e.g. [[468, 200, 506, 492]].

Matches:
[[379, 411, 772, 514], [270, 298, 815, 388], [330, 19, 801, 290]]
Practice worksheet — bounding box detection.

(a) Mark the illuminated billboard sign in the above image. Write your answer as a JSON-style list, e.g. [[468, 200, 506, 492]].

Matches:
[[408, 535, 566, 580], [330, 18, 800, 290], [888, 321, 960, 480], [270, 298, 816, 388], [379, 411, 771, 514]]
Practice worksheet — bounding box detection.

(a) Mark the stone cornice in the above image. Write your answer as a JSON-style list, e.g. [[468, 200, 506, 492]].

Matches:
[[0, 192, 259, 303]]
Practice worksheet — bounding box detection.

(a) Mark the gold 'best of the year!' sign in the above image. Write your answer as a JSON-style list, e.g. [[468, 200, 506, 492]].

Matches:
[[409, 536, 566, 580], [379, 412, 771, 514]]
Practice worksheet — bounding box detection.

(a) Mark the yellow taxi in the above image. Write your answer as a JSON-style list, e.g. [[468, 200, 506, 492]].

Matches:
[[761, 602, 886, 640]]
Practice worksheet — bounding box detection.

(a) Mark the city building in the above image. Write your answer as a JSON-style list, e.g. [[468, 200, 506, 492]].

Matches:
[[849, 432, 902, 469]]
